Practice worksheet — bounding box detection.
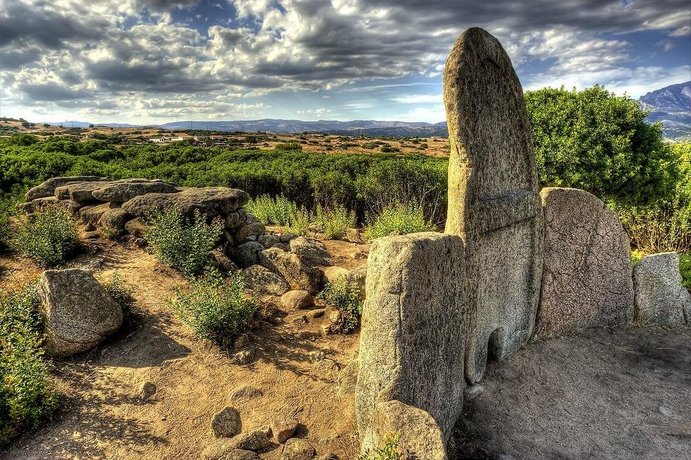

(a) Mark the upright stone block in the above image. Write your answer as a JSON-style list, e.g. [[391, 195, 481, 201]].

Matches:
[[443, 27, 543, 384], [356, 233, 465, 451], [633, 252, 690, 325], [537, 187, 634, 337]]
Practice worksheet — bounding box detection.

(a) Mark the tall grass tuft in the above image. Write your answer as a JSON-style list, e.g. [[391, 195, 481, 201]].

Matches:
[[314, 204, 356, 240], [364, 203, 436, 240], [145, 208, 222, 277], [245, 194, 298, 227], [170, 270, 256, 348], [0, 286, 58, 446], [10, 208, 79, 267]]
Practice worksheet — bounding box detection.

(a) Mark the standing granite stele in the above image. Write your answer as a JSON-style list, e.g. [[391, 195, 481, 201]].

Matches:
[[356, 232, 465, 456], [443, 27, 544, 384]]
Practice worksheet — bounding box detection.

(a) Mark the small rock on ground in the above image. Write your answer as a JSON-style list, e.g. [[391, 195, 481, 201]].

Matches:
[[281, 438, 315, 460], [211, 407, 242, 438]]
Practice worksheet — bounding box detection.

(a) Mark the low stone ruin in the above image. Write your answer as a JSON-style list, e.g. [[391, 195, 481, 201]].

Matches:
[[355, 27, 690, 458]]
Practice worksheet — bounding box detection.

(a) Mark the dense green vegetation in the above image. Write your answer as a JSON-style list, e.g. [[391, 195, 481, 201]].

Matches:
[[0, 286, 58, 446], [145, 208, 223, 277], [9, 208, 79, 267], [364, 203, 436, 240], [170, 270, 255, 348], [0, 85, 688, 253], [319, 277, 364, 334]]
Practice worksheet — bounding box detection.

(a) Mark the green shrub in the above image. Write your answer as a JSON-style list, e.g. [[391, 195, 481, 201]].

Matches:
[[358, 433, 401, 460], [170, 271, 255, 348], [275, 142, 302, 151], [9, 208, 79, 267], [145, 208, 222, 277], [246, 194, 298, 227], [288, 208, 311, 236], [364, 203, 436, 240], [0, 286, 58, 446], [319, 278, 363, 334], [680, 253, 691, 292], [314, 204, 356, 239]]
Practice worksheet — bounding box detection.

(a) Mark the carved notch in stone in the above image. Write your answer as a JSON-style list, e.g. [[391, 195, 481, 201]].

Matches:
[[443, 27, 544, 384]]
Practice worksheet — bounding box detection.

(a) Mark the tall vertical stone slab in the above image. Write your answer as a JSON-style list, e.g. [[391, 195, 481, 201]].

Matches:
[[537, 187, 634, 337], [443, 27, 543, 384], [356, 232, 465, 453]]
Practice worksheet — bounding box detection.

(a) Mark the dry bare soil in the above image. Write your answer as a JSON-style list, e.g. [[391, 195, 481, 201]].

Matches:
[[1, 230, 690, 459]]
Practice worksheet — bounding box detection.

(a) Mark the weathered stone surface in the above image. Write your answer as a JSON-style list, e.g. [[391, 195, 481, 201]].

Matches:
[[80, 203, 111, 225], [260, 248, 324, 294], [322, 266, 349, 285], [280, 290, 314, 310], [202, 441, 261, 460], [234, 214, 266, 242], [289, 236, 332, 266], [92, 178, 178, 203], [243, 265, 290, 296], [443, 27, 543, 383], [125, 217, 149, 238], [55, 181, 111, 204], [122, 187, 249, 218], [356, 233, 465, 446], [228, 430, 273, 452], [138, 381, 157, 400], [38, 269, 123, 356], [211, 406, 242, 438], [25, 176, 106, 201], [633, 252, 690, 325], [271, 418, 299, 443], [98, 207, 133, 237], [363, 400, 447, 459], [536, 187, 634, 337], [225, 209, 248, 230], [281, 438, 315, 460], [209, 249, 239, 273], [259, 248, 324, 294], [235, 241, 265, 268]]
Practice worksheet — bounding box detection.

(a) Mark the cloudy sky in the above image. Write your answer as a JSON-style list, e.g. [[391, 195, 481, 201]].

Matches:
[[0, 0, 689, 124]]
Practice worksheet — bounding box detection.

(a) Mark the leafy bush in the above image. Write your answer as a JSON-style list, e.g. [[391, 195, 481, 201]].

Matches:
[[314, 204, 356, 239], [319, 278, 363, 334], [246, 194, 298, 227], [364, 203, 436, 240], [145, 208, 223, 277], [0, 286, 58, 446], [275, 142, 302, 151], [288, 208, 311, 236], [170, 271, 255, 348], [9, 208, 79, 266], [358, 433, 401, 460]]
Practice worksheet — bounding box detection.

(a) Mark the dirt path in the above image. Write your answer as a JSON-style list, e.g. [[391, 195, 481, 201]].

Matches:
[[1, 243, 360, 460], [452, 326, 691, 460]]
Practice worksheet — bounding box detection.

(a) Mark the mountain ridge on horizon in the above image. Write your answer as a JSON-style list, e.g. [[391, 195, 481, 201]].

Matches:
[[40, 81, 691, 139]]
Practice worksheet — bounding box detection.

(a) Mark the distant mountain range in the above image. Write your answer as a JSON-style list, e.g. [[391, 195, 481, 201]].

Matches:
[[639, 81, 691, 140], [43, 82, 690, 139]]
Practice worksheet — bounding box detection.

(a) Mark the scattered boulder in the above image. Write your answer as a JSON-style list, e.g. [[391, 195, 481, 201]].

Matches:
[[633, 252, 690, 324], [232, 348, 256, 365], [202, 442, 260, 460], [345, 228, 365, 244], [18, 196, 58, 213], [38, 269, 123, 357], [234, 214, 266, 243], [356, 233, 465, 445], [138, 381, 157, 401], [211, 407, 242, 438], [322, 266, 349, 285], [258, 234, 280, 249], [271, 418, 299, 443], [98, 207, 132, 237], [536, 187, 634, 337], [363, 400, 447, 459], [55, 181, 111, 204], [80, 203, 112, 225], [122, 187, 249, 218], [260, 248, 325, 294], [280, 290, 314, 310], [235, 241, 265, 268], [243, 265, 290, 296], [124, 217, 149, 238], [25, 176, 106, 201], [444, 27, 544, 384], [281, 438, 315, 460], [228, 430, 273, 452], [210, 249, 239, 273], [225, 210, 248, 230], [92, 178, 178, 203], [289, 236, 332, 266]]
